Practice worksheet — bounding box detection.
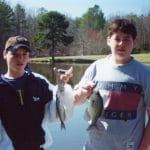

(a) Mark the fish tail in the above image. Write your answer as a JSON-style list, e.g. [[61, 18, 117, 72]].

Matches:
[[61, 108, 66, 130], [61, 122, 66, 130]]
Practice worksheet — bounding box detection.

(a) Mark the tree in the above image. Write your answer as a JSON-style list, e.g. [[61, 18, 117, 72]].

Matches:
[[72, 5, 106, 55], [80, 4, 106, 31], [25, 13, 38, 53], [13, 4, 27, 35], [0, 0, 14, 47], [35, 11, 73, 65]]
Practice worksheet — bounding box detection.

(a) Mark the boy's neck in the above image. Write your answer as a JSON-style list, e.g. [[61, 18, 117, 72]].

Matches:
[[109, 55, 132, 64], [4, 70, 25, 79]]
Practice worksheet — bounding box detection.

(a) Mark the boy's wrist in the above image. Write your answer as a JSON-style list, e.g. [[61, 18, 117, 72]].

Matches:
[[73, 88, 87, 105]]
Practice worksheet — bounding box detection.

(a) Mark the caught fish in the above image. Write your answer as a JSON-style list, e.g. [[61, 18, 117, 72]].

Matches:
[[55, 68, 73, 130], [57, 69, 68, 92], [85, 90, 103, 130], [56, 94, 66, 130]]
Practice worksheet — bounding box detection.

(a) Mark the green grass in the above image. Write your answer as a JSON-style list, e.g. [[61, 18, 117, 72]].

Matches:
[[30, 53, 150, 64], [131, 53, 150, 63], [31, 55, 105, 61], [30, 55, 106, 64]]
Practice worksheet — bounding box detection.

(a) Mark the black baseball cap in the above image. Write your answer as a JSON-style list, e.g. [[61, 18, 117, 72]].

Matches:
[[5, 36, 31, 52]]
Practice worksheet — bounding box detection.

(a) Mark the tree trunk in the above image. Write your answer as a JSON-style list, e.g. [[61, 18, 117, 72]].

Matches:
[[50, 42, 55, 67]]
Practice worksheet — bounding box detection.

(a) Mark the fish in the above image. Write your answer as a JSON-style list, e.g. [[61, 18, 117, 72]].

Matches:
[[56, 94, 66, 130], [85, 90, 103, 130], [55, 68, 72, 130], [57, 68, 68, 92]]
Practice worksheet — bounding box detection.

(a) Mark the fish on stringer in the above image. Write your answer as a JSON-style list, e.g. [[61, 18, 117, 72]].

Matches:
[[55, 68, 67, 130], [85, 89, 104, 131], [56, 94, 66, 130], [55, 68, 74, 130]]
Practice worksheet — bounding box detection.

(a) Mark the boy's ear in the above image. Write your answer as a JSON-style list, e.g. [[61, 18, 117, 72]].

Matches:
[[3, 50, 7, 59], [107, 37, 110, 46]]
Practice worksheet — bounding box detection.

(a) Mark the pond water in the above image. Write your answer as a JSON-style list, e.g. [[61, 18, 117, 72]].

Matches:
[[30, 63, 90, 150]]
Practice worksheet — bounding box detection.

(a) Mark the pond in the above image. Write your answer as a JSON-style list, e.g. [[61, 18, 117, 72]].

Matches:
[[30, 63, 90, 150]]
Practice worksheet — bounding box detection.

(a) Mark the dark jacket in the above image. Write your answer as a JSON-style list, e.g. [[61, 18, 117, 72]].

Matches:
[[0, 72, 53, 150]]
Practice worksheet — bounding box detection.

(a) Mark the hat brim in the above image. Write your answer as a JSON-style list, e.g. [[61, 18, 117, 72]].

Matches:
[[7, 44, 31, 52]]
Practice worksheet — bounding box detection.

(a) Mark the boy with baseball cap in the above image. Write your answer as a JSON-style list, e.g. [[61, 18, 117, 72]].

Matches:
[[0, 35, 74, 150]]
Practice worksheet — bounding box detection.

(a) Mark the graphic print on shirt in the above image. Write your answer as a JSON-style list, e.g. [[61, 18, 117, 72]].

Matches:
[[97, 81, 143, 121]]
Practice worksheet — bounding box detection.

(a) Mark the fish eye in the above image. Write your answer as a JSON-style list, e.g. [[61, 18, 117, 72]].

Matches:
[[91, 100, 95, 104]]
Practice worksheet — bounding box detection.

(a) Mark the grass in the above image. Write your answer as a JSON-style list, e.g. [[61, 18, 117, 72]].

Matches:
[[30, 53, 150, 65], [131, 53, 150, 63], [30, 55, 106, 64], [30, 55, 104, 61]]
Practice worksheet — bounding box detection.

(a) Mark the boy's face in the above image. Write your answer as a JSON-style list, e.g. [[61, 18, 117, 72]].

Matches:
[[107, 31, 135, 64], [4, 48, 29, 75]]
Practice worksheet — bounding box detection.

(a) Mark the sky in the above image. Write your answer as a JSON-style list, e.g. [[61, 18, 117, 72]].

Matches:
[[7, 0, 150, 19]]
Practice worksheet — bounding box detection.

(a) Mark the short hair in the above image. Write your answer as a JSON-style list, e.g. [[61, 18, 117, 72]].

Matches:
[[108, 19, 137, 40]]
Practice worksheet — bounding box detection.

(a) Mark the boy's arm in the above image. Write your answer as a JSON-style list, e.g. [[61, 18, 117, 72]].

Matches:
[[139, 109, 150, 150], [0, 120, 13, 150]]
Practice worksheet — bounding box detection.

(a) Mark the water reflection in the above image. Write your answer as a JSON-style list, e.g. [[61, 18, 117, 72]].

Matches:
[[0, 61, 89, 85], [30, 63, 89, 86]]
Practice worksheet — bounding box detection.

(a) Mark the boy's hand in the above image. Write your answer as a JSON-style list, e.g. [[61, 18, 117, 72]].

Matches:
[[53, 67, 73, 84], [74, 81, 95, 105]]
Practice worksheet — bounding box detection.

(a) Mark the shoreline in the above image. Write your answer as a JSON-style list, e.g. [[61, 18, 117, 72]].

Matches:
[[30, 53, 150, 65]]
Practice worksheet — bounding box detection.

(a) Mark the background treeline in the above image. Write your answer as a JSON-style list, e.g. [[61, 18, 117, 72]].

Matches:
[[0, 0, 150, 57]]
